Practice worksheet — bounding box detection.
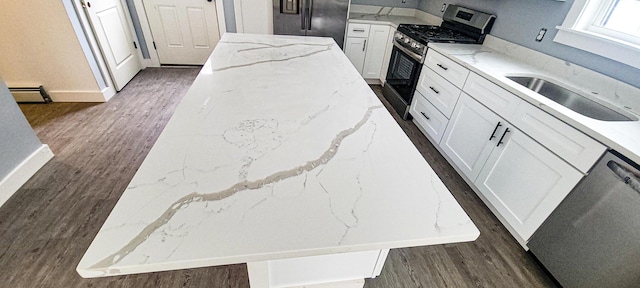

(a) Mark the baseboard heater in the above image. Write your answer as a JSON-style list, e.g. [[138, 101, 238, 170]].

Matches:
[[10, 86, 52, 103]]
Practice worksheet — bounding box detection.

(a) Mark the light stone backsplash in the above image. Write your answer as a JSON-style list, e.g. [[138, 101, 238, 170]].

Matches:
[[349, 4, 415, 16], [349, 5, 443, 26], [484, 35, 640, 116]]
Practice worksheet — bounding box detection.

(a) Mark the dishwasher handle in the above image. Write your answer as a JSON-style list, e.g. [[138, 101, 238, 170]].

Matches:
[[607, 160, 640, 193]]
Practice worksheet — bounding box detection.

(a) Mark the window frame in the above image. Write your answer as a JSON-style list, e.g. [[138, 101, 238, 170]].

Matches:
[[554, 0, 640, 69]]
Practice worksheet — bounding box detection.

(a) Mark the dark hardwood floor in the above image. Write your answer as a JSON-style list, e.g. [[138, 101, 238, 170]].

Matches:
[[1, 68, 555, 287]]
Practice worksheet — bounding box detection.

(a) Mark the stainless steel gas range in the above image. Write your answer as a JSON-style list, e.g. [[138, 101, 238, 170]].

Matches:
[[383, 5, 495, 120]]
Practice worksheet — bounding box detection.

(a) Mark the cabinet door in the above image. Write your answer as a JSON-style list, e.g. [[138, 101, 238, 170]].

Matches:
[[362, 25, 391, 79], [441, 93, 504, 181], [474, 127, 583, 241], [344, 37, 366, 74]]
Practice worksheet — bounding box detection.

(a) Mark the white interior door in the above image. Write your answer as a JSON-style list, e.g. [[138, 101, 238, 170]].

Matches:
[[84, 0, 142, 91], [144, 0, 220, 65]]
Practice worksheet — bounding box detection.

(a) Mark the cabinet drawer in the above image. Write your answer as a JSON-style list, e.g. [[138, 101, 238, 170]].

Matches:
[[511, 102, 606, 173], [410, 91, 449, 143], [424, 50, 469, 89], [464, 72, 522, 119], [347, 23, 370, 38], [416, 67, 462, 118]]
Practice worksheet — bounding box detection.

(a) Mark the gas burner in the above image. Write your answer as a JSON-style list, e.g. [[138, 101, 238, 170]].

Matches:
[[397, 24, 477, 45]]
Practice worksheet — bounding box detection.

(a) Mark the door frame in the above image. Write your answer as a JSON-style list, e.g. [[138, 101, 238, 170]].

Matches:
[[131, 0, 227, 67]]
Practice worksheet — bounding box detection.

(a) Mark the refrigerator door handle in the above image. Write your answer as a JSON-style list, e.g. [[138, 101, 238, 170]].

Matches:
[[307, 0, 313, 30], [300, 0, 306, 30]]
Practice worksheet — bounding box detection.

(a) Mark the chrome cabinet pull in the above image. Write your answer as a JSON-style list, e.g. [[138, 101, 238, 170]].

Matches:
[[420, 112, 430, 120], [489, 122, 502, 140], [429, 86, 439, 94], [497, 128, 510, 147], [353, 29, 365, 32], [437, 63, 448, 71], [363, 39, 367, 51]]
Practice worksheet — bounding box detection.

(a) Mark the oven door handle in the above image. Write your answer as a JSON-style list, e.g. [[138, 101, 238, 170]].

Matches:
[[393, 41, 423, 63]]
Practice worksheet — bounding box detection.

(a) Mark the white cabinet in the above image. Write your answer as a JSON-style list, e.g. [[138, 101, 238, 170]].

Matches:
[[362, 25, 391, 79], [443, 93, 584, 243], [464, 73, 522, 119], [410, 91, 450, 143], [416, 67, 462, 118], [344, 37, 367, 74], [474, 126, 583, 241], [440, 93, 504, 181], [510, 102, 606, 173], [344, 23, 391, 81], [413, 50, 605, 248], [424, 50, 469, 89]]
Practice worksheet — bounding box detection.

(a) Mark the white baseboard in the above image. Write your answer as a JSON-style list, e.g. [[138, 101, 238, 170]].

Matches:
[[365, 78, 382, 85], [49, 90, 109, 102], [0, 145, 54, 208], [101, 86, 117, 102]]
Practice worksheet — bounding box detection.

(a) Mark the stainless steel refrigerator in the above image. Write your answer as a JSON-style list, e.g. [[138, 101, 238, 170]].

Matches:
[[273, 0, 349, 48]]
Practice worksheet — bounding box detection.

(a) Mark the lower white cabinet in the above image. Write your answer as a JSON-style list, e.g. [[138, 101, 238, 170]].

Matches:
[[344, 23, 391, 80], [344, 37, 366, 74], [440, 93, 504, 181], [442, 93, 584, 244], [474, 126, 583, 241], [362, 25, 390, 79], [410, 91, 449, 143], [416, 50, 603, 248]]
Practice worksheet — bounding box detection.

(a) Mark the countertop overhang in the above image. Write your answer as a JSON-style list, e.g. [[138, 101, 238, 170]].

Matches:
[[76, 33, 479, 278]]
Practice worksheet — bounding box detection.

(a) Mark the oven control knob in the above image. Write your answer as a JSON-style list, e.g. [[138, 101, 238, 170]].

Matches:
[[396, 34, 403, 40], [404, 38, 410, 44]]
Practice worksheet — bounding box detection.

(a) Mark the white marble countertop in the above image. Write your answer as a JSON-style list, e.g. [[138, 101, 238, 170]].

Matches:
[[77, 33, 479, 278], [348, 13, 436, 28], [428, 40, 640, 164]]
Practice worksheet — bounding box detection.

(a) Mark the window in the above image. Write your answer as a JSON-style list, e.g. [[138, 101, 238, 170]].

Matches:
[[555, 0, 640, 69]]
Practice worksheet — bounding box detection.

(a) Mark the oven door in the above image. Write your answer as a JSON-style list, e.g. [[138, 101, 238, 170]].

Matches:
[[383, 43, 423, 120]]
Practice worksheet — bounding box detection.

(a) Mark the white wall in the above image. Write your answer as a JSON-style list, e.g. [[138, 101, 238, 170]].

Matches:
[[0, 0, 107, 102]]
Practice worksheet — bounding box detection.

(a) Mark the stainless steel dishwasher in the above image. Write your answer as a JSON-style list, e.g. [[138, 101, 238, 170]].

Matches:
[[528, 150, 640, 288]]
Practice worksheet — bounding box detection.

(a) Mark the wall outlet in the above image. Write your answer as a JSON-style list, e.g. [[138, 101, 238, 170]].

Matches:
[[441, 4, 447, 12], [536, 28, 547, 42]]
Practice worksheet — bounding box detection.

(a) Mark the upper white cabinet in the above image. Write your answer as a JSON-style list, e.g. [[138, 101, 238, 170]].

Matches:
[[344, 23, 391, 81]]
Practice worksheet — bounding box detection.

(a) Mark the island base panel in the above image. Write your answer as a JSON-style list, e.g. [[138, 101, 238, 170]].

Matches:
[[246, 249, 389, 288]]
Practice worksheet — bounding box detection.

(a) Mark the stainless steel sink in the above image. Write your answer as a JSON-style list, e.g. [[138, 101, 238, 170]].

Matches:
[[507, 76, 638, 121]]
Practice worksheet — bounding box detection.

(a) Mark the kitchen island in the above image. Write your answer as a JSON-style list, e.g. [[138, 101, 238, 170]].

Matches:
[[77, 33, 479, 287]]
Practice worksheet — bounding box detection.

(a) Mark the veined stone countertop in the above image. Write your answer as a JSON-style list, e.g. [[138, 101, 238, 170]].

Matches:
[[428, 36, 640, 164], [77, 33, 479, 278]]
